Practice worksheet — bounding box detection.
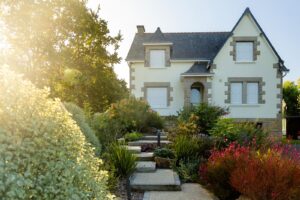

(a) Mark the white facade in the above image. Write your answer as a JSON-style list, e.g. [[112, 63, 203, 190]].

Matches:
[[127, 9, 287, 132]]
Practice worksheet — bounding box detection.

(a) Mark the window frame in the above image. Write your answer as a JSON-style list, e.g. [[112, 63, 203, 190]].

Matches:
[[235, 41, 254, 62], [225, 78, 264, 105]]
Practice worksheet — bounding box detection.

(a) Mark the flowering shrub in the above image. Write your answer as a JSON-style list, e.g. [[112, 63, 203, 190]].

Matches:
[[201, 142, 300, 200], [0, 67, 112, 199], [176, 114, 199, 135], [200, 143, 251, 200], [230, 146, 300, 200]]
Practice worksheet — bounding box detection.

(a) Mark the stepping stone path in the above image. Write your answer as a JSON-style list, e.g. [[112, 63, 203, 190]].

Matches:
[[124, 134, 217, 200], [125, 134, 181, 192]]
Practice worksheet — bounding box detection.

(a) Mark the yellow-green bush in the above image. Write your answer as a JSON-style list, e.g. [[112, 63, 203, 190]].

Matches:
[[0, 67, 113, 200]]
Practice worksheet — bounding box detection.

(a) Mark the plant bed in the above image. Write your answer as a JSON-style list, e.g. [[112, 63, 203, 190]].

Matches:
[[153, 148, 175, 168]]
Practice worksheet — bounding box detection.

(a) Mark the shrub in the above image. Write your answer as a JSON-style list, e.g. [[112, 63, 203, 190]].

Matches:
[[108, 143, 137, 178], [178, 103, 228, 134], [177, 159, 202, 183], [64, 102, 101, 156], [172, 135, 214, 162], [176, 114, 199, 136], [200, 144, 251, 200], [91, 112, 123, 150], [153, 148, 175, 159], [210, 118, 269, 149], [0, 67, 111, 199], [124, 132, 143, 142], [92, 98, 163, 148], [230, 146, 300, 200]]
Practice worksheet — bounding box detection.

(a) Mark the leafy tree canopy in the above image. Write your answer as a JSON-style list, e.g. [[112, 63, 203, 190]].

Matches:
[[283, 80, 300, 116], [0, 0, 128, 112]]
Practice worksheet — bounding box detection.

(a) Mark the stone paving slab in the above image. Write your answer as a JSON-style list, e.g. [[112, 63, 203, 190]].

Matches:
[[142, 135, 168, 141], [143, 183, 218, 200], [130, 169, 181, 191], [136, 161, 156, 172], [128, 140, 171, 146], [123, 146, 141, 153], [135, 152, 154, 161]]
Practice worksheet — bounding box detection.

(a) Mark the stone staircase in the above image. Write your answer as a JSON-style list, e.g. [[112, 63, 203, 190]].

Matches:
[[125, 135, 182, 192]]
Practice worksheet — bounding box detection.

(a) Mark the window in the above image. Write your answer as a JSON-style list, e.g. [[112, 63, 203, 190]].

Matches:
[[236, 42, 254, 62], [150, 50, 165, 68], [146, 87, 167, 108], [230, 82, 243, 104], [247, 82, 259, 104]]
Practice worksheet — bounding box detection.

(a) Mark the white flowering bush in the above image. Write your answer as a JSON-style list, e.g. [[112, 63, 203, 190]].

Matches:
[[0, 66, 113, 200]]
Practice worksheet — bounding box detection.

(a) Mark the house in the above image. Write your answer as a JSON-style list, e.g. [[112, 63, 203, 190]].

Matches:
[[126, 8, 289, 133]]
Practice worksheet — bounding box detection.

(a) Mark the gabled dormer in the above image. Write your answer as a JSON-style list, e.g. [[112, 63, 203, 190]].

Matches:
[[143, 27, 172, 68]]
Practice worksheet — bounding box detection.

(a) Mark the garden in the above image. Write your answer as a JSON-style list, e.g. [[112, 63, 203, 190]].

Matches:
[[0, 1, 299, 200]]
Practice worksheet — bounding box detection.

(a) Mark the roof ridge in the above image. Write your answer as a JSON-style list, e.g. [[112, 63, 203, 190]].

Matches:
[[142, 31, 230, 34]]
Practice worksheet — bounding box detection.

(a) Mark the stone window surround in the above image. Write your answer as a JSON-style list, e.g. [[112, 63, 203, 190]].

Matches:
[[141, 82, 173, 106], [225, 77, 265, 104], [230, 36, 260, 61], [145, 45, 171, 67], [182, 77, 212, 107]]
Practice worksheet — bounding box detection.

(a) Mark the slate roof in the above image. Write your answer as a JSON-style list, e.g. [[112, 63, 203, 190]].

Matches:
[[126, 8, 289, 72], [126, 31, 230, 61], [182, 62, 210, 75]]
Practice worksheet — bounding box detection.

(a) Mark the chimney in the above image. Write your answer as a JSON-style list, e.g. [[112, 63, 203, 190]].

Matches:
[[137, 25, 145, 34]]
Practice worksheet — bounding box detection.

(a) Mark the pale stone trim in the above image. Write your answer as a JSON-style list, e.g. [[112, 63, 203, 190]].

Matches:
[[225, 77, 265, 104], [129, 67, 135, 91], [141, 82, 173, 106], [182, 77, 211, 106], [230, 36, 260, 61], [144, 46, 171, 67]]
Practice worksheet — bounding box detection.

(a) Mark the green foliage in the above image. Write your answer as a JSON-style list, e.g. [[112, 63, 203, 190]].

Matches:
[[92, 98, 163, 149], [108, 143, 137, 178], [178, 103, 228, 134], [172, 135, 213, 162], [153, 148, 175, 159], [91, 112, 122, 150], [210, 118, 268, 148], [124, 132, 143, 142], [283, 81, 300, 116], [63, 102, 102, 156], [0, 67, 112, 199], [0, 0, 128, 112], [176, 159, 201, 183]]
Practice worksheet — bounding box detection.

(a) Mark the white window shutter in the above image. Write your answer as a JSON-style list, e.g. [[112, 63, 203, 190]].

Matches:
[[247, 83, 259, 104], [236, 42, 253, 61], [147, 88, 167, 108], [231, 83, 242, 104], [150, 50, 165, 68]]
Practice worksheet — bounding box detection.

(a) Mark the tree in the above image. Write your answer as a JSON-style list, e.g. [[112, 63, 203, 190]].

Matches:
[[0, 0, 128, 112], [283, 81, 300, 116]]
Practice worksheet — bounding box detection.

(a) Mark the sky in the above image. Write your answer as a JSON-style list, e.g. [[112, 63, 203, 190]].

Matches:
[[87, 0, 300, 84]]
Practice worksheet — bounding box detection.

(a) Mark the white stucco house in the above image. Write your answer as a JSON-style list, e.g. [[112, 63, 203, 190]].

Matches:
[[126, 8, 289, 132]]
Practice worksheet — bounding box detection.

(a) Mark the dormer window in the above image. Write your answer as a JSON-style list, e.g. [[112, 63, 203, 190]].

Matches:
[[150, 50, 165, 68], [236, 41, 254, 62]]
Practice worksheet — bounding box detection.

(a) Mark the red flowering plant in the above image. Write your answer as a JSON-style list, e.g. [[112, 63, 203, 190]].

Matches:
[[230, 145, 300, 200], [199, 143, 252, 200]]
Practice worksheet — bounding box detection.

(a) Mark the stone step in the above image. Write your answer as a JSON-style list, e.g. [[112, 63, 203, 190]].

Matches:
[[143, 183, 217, 200], [135, 152, 154, 161], [142, 135, 168, 141], [123, 146, 141, 153], [136, 161, 156, 172], [128, 140, 171, 147], [130, 169, 181, 191]]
